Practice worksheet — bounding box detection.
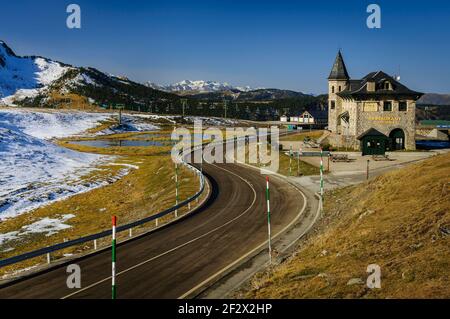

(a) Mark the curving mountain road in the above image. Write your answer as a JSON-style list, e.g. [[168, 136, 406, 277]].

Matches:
[[0, 161, 305, 299]]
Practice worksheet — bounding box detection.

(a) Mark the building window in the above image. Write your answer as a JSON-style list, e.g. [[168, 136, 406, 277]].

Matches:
[[383, 101, 392, 112], [367, 81, 375, 92], [399, 101, 407, 111], [330, 100, 336, 110], [332, 86, 335, 93], [363, 102, 378, 112], [338, 86, 341, 92]]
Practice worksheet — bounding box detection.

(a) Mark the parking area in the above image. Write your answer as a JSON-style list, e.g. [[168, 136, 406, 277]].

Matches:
[[290, 148, 449, 193], [301, 151, 438, 174]]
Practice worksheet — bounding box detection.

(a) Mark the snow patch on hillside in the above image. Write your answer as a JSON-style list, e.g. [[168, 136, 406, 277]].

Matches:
[[184, 116, 239, 126], [94, 114, 160, 135], [0, 214, 77, 248], [0, 109, 110, 139], [0, 42, 70, 104], [0, 109, 116, 220], [68, 73, 100, 88]]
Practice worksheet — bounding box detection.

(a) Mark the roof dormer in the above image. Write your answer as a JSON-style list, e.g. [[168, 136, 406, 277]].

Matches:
[[367, 81, 376, 92], [382, 80, 393, 91]]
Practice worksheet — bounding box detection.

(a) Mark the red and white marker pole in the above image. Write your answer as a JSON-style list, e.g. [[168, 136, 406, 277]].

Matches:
[[266, 176, 272, 264], [112, 216, 117, 299], [320, 148, 324, 212], [175, 163, 179, 217]]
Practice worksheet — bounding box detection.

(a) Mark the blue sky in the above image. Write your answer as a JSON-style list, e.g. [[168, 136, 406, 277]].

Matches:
[[1, 0, 450, 94]]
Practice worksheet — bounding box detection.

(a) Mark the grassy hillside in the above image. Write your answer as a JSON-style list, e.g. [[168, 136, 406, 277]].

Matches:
[[242, 152, 450, 299], [0, 132, 201, 277]]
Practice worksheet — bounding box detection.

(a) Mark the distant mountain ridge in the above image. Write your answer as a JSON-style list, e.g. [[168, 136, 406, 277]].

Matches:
[[145, 80, 255, 94], [418, 93, 450, 105], [145, 80, 313, 102]]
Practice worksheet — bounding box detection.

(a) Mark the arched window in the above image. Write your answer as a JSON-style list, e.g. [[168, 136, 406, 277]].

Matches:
[[339, 86, 342, 92], [332, 86, 335, 93], [330, 100, 336, 110]]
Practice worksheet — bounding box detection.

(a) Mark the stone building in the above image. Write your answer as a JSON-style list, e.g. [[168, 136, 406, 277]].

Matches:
[[327, 51, 423, 155]]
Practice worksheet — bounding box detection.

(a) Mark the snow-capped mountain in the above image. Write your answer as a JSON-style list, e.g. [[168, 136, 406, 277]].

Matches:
[[146, 80, 254, 94], [0, 40, 177, 107], [0, 41, 70, 104]]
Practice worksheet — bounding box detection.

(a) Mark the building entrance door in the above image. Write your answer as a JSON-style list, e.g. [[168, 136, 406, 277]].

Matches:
[[389, 129, 405, 151]]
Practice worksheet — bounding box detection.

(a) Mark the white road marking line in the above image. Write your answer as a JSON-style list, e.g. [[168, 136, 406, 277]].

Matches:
[[61, 163, 257, 299], [177, 173, 308, 299]]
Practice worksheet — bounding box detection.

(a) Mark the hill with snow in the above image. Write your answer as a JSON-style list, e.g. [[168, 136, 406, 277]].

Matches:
[[0, 40, 178, 108], [0, 41, 70, 105], [0, 109, 113, 219], [0, 109, 164, 221]]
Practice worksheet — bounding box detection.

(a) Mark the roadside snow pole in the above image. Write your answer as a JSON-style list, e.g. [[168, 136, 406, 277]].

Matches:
[[175, 162, 179, 217], [320, 148, 324, 212], [112, 216, 117, 300], [297, 146, 301, 176], [266, 176, 272, 264]]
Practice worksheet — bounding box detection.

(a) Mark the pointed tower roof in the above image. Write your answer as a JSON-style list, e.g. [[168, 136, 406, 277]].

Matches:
[[328, 50, 349, 80]]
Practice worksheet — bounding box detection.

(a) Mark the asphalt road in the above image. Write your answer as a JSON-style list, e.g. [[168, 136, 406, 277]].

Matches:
[[0, 162, 304, 299]]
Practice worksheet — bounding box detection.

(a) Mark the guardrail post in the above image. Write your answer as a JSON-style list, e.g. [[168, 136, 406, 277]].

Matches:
[[47, 253, 51, 264], [94, 239, 97, 250], [155, 218, 159, 227], [129, 228, 133, 238]]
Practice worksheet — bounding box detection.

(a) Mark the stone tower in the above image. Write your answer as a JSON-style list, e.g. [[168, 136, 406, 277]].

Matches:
[[328, 51, 349, 133]]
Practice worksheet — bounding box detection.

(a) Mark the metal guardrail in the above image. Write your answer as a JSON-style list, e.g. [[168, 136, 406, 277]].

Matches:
[[0, 149, 206, 269], [0, 128, 298, 269]]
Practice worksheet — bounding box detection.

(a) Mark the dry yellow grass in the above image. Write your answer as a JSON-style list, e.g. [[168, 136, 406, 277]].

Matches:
[[58, 140, 173, 156], [242, 152, 450, 299], [48, 92, 99, 110], [280, 130, 324, 142], [85, 118, 118, 134], [245, 147, 319, 176], [0, 140, 201, 277], [277, 152, 320, 176]]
